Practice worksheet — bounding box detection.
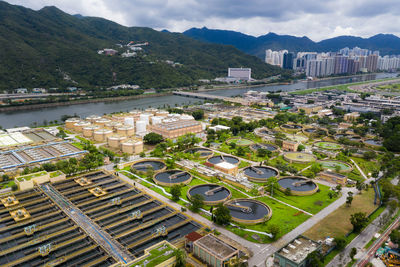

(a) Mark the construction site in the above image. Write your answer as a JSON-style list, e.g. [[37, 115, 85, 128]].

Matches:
[[0, 170, 203, 266]]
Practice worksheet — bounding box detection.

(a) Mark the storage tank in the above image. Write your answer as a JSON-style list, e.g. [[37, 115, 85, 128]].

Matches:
[[105, 121, 122, 130], [145, 108, 158, 115], [107, 135, 127, 148], [65, 118, 80, 129], [83, 125, 100, 138], [155, 110, 169, 117], [73, 121, 91, 132], [117, 126, 135, 137], [124, 117, 134, 126], [93, 129, 113, 142], [139, 113, 152, 125], [121, 139, 144, 154], [181, 114, 195, 120], [86, 115, 102, 123], [151, 116, 163, 125], [94, 118, 111, 127], [136, 121, 147, 134]]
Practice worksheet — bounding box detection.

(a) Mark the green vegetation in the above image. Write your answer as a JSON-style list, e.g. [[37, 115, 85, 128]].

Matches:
[[131, 242, 176, 266], [143, 132, 164, 145], [0, 1, 284, 91], [16, 171, 47, 181]]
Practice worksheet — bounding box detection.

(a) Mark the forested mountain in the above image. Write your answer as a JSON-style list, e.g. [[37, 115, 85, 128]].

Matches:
[[0, 2, 284, 91], [184, 27, 400, 59]]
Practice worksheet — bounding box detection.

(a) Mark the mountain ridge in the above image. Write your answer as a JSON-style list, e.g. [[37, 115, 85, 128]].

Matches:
[[0, 2, 284, 91], [183, 27, 400, 58]]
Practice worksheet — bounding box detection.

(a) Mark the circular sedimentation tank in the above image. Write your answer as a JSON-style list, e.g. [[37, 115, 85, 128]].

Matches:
[[364, 139, 382, 147], [283, 152, 317, 163], [280, 124, 303, 132], [318, 160, 353, 173], [207, 155, 239, 165], [314, 141, 343, 150], [226, 137, 254, 146], [278, 176, 318, 195], [187, 184, 231, 205], [335, 133, 350, 140], [225, 199, 272, 224], [254, 127, 275, 139], [184, 147, 214, 158], [250, 143, 279, 152], [349, 136, 362, 142], [131, 159, 166, 172], [242, 166, 279, 182], [153, 170, 192, 186]]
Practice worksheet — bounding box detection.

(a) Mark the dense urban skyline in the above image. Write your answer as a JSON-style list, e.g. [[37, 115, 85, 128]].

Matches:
[[5, 0, 400, 41]]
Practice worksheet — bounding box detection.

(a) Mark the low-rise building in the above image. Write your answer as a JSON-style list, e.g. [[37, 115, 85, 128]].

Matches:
[[193, 234, 240, 267], [297, 104, 323, 115], [148, 120, 202, 139], [275, 235, 321, 267], [318, 171, 347, 185], [282, 140, 299, 152], [344, 112, 360, 122]]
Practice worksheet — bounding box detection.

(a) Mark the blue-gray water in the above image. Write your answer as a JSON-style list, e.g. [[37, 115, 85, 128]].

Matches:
[[0, 73, 396, 128]]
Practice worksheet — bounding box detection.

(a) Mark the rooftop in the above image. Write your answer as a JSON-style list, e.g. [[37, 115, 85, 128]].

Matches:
[[277, 236, 319, 264], [195, 234, 238, 260]]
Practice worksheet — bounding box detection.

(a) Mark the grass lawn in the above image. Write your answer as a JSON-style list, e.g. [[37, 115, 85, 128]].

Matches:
[[350, 157, 380, 177], [271, 183, 337, 214], [228, 196, 311, 243], [303, 189, 378, 240], [268, 155, 312, 172], [0, 180, 15, 189]]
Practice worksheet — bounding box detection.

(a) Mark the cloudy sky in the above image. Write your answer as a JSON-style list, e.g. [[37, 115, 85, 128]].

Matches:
[[5, 0, 400, 41]]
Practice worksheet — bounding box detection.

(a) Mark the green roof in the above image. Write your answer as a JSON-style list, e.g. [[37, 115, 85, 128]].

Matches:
[[16, 171, 48, 182], [130, 242, 175, 267]]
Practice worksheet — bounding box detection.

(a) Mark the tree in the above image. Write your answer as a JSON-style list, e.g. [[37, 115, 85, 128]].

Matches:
[[192, 110, 204, 120], [265, 177, 279, 196], [310, 163, 322, 175], [170, 185, 182, 202], [363, 151, 376, 160], [213, 203, 231, 225], [297, 144, 305, 151], [267, 224, 280, 240], [143, 132, 164, 145], [334, 236, 346, 250], [166, 158, 176, 169], [306, 251, 324, 267], [346, 192, 354, 206], [356, 181, 365, 193], [173, 248, 186, 267], [350, 247, 357, 260], [350, 212, 368, 233], [390, 229, 400, 244], [2, 174, 9, 182], [189, 194, 204, 212], [257, 148, 268, 158], [284, 187, 292, 196]]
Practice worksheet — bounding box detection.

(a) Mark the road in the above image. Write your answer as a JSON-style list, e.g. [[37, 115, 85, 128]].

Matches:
[[357, 214, 400, 267], [40, 183, 133, 264]]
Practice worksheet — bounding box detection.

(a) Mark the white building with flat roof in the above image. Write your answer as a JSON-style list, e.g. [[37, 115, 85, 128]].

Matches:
[[228, 68, 251, 81]]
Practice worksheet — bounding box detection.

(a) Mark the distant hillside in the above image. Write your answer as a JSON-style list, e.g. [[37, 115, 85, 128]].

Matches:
[[0, 2, 285, 91], [184, 27, 400, 58]]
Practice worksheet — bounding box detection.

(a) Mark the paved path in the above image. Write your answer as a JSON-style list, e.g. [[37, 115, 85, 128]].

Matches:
[[40, 183, 133, 263], [350, 158, 368, 180]]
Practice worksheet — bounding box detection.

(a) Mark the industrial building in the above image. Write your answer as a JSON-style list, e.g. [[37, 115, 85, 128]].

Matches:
[[0, 141, 86, 171], [0, 170, 203, 266], [318, 171, 347, 185], [148, 120, 202, 139], [275, 236, 321, 267]]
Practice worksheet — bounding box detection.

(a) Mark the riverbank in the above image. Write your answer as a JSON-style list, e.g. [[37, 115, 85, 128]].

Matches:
[[0, 92, 173, 112]]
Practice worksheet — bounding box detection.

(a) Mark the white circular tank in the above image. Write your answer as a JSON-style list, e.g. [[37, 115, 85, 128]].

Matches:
[[151, 116, 163, 125], [83, 125, 100, 138], [73, 121, 91, 132], [93, 129, 113, 142], [86, 115, 102, 123], [136, 121, 147, 134], [94, 118, 111, 126], [117, 126, 135, 136], [107, 135, 127, 148], [124, 117, 134, 126], [181, 114, 195, 120], [139, 113, 152, 125], [65, 118, 80, 129]]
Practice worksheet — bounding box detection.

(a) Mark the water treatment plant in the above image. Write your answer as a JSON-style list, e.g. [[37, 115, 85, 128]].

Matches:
[[249, 143, 279, 152], [226, 137, 254, 146], [314, 141, 343, 150], [184, 147, 213, 158], [225, 199, 272, 225], [280, 124, 303, 133], [153, 170, 192, 186], [206, 155, 239, 166], [283, 152, 317, 163], [131, 159, 166, 172], [278, 176, 319, 195], [242, 166, 279, 182], [0, 170, 203, 266], [187, 184, 231, 205], [318, 160, 353, 173]]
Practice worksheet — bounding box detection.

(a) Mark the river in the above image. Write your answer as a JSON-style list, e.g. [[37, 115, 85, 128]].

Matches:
[[0, 73, 397, 128]]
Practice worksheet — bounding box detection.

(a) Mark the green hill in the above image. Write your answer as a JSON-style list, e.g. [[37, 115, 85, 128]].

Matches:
[[0, 2, 285, 91]]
